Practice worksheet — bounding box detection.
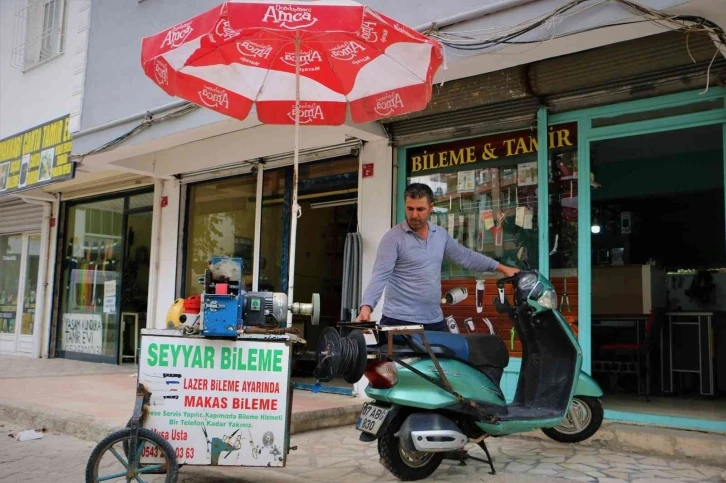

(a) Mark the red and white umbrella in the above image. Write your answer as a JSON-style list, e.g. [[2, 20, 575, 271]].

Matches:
[[141, 0, 443, 324]]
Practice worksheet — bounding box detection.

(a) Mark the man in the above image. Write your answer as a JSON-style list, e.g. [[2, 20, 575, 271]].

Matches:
[[357, 183, 519, 330]]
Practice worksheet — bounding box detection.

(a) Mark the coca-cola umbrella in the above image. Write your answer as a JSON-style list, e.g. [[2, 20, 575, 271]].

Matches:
[[141, 0, 443, 325]]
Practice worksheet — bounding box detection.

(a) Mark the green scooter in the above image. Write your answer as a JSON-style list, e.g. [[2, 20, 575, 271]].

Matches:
[[316, 251, 604, 481]]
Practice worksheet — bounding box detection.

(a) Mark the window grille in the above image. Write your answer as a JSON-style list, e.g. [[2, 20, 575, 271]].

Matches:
[[11, 0, 68, 71]]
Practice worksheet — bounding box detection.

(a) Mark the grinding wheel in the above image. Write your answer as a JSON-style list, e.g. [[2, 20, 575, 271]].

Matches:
[[343, 329, 368, 384], [313, 327, 341, 383]]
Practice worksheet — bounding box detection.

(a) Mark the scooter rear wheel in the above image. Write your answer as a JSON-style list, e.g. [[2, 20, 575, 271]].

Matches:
[[378, 414, 444, 481], [542, 396, 603, 443]]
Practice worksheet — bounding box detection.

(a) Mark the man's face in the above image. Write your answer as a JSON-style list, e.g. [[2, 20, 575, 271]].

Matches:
[[405, 196, 433, 230]]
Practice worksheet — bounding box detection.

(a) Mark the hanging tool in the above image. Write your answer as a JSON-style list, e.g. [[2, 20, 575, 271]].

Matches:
[[560, 278, 571, 313]]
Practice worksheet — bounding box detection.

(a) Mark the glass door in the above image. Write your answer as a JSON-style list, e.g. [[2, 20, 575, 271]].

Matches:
[[55, 191, 153, 364], [16, 234, 41, 356], [0, 234, 24, 353], [56, 197, 124, 363], [0, 233, 40, 355]]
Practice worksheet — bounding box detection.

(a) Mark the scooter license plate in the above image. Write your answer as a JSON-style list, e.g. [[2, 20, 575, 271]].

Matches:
[[356, 403, 390, 435]]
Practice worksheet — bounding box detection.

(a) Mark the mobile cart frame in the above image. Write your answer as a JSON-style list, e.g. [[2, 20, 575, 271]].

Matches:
[[85, 329, 303, 483]]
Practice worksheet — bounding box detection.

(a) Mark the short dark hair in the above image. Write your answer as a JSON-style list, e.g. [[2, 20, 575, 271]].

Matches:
[[404, 183, 434, 204]]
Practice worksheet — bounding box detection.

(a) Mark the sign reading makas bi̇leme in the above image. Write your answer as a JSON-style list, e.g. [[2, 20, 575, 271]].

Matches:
[[138, 336, 291, 467], [0, 114, 75, 196]]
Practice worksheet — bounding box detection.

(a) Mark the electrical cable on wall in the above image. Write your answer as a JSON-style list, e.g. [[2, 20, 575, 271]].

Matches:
[[428, 0, 726, 55], [70, 102, 199, 162]]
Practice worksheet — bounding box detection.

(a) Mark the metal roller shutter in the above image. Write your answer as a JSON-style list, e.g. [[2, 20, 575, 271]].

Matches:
[[532, 31, 726, 113], [179, 140, 363, 184], [386, 31, 724, 146], [53, 173, 154, 201], [0, 198, 43, 234], [387, 97, 540, 146]]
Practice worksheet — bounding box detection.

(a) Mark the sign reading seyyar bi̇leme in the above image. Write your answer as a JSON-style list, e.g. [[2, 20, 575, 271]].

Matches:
[[139, 336, 291, 467]]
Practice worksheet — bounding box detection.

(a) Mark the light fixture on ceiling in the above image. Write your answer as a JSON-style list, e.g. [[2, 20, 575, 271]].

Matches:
[[310, 198, 357, 210], [591, 209, 601, 234]]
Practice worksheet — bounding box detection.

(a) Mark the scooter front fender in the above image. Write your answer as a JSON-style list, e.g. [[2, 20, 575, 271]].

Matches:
[[575, 371, 604, 398]]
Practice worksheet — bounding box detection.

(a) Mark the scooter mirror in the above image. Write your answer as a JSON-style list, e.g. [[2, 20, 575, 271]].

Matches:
[[517, 247, 527, 261]]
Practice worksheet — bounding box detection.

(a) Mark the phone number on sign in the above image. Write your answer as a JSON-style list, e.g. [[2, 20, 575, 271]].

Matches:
[[141, 445, 195, 460]]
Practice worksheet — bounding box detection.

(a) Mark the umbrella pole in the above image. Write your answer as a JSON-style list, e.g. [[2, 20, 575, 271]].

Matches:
[[286, 33, 301, 328]]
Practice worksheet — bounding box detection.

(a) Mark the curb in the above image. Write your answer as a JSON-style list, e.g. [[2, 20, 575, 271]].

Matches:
[[5, 397, 724, 472], [0, 398, 363, 444], [512, 421, 726, 469]]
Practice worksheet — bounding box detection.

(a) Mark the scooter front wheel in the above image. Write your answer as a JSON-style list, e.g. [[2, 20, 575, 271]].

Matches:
[[378, 414, 444, 481], [542, 396, 603, 444]]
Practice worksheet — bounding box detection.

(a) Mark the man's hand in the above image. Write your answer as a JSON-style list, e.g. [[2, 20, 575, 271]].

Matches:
[[498, 264, 520, 278], [356, 305, 372, 322]]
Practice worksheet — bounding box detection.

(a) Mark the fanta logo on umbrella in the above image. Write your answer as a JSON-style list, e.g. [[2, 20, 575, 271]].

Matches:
[[331, 41, 366, 61], [215, 18, 240, 41], [161, 22, 193, 49], [237, 41, 273, 59], [360, 21, 388, 44], [375, 92, 405, 116], [289, 103, 325, 123], [199, 86, 230, 109], [262, 5, 317, 30], [154, 60, 169, 85], [281, 49, 322, 69]]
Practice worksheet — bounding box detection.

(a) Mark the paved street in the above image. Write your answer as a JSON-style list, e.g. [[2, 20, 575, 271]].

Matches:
[[1, 419, 724, 483]]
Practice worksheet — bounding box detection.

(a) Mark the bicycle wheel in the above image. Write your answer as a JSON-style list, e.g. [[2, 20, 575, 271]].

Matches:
[[85, 427, 179, 483]]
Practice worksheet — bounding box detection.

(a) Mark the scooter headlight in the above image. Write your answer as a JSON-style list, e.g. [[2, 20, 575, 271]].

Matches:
[[537, 289, 557, 310]]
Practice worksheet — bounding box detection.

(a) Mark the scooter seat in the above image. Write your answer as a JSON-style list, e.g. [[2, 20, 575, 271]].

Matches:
[[463, 334, 510, 385], [403, 332, 509, 385], [417, 331, 470, 360]]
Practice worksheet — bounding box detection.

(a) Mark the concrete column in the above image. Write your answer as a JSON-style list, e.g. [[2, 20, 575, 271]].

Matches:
[[148, 179, 181, 328], [355, 138, 393, 396]]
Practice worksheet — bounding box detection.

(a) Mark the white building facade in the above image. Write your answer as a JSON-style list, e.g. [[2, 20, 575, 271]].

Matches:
[[0, 0, 92, 358]]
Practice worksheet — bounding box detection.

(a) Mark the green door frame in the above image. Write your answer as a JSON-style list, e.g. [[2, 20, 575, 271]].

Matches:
[[548, 87, 726, 432], [394, 88, 726, 430]]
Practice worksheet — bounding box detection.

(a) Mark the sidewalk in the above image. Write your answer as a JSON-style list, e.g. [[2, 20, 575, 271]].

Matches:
[[2, 355, 726, 470], [0, 355, 367, 443]]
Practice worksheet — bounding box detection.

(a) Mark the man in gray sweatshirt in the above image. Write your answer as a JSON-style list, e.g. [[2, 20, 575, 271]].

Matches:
[[357, 183, 519, 331]]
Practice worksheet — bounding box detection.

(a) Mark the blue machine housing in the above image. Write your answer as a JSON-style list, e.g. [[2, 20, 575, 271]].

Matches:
[[201, 257, 244, 338]]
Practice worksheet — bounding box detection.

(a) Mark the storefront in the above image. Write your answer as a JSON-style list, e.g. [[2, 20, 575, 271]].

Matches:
[[0, 114, 74, 357], [394, 85, 726, 432], [0, 199, 45, 356], [176, 144, 362, 388], [52, 188, 154, 364]]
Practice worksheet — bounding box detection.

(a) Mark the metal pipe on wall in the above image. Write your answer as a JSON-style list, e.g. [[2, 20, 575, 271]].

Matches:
[[414, 0, 540, 32], [252, 165, 264, 291], [71, 100, 189, 140]]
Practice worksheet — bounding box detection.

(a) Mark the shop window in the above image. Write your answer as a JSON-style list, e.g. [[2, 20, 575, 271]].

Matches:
[[258, 157, 359, 293], [404, 127, 573, 277], [129, 192, 154, 211], [184, 176, 258, 296], [20, 234, 41, 335], [57, 199, 125, 359], [548, 125, 579, 271], [259, 169, 287, 292], [0, 235, 23, 335], [591, 98, 724, 128], [56, 191, 153, 362]]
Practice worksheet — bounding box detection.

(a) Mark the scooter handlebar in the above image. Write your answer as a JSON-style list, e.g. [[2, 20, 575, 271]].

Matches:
[[496, 273, 520, 288]]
